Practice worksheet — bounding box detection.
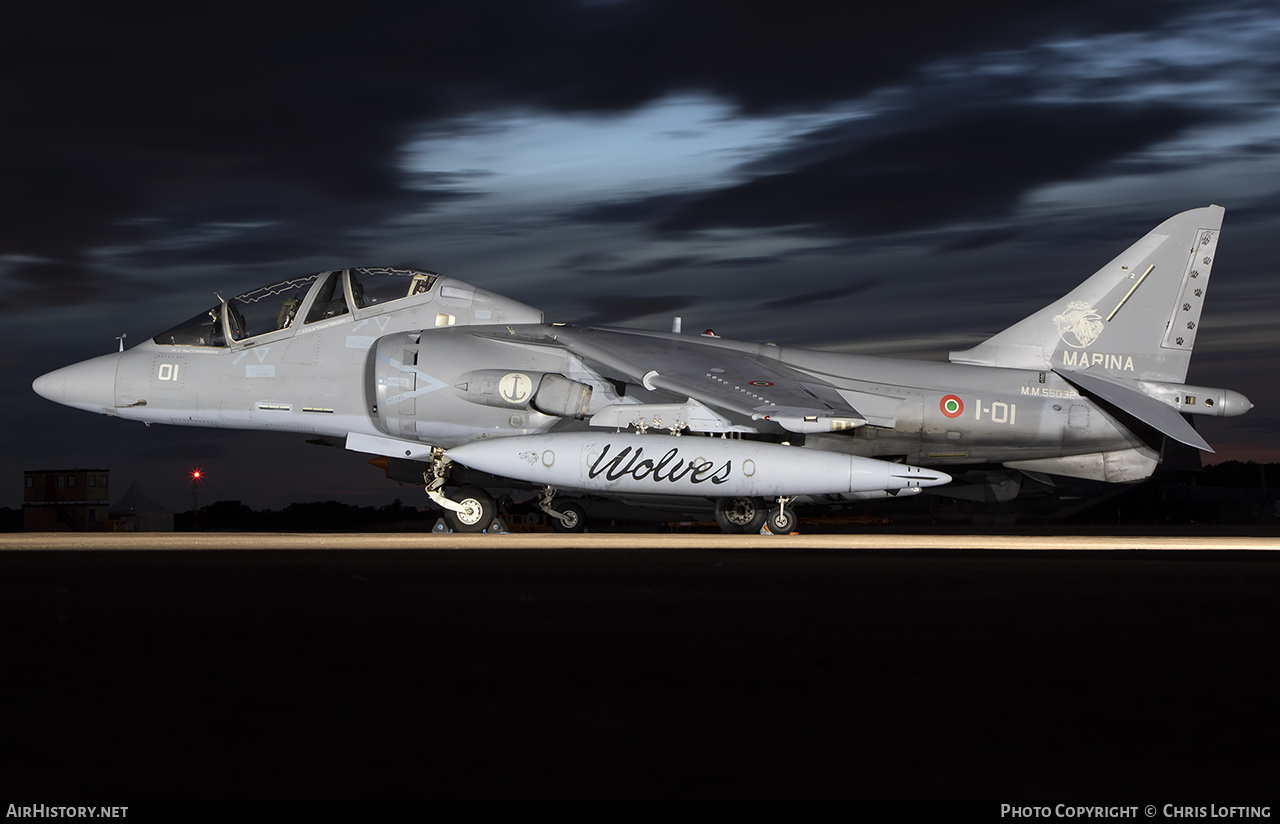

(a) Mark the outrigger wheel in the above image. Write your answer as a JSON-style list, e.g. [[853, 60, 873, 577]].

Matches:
[[444, 485, 497, 533]]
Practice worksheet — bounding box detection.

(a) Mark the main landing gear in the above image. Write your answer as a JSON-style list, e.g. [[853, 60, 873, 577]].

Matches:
[[714, 495, 798, 534], [714, 496, 768, 533]]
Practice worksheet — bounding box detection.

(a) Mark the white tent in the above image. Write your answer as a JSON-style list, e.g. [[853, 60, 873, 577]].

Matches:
[[110, 481, 175, 532]]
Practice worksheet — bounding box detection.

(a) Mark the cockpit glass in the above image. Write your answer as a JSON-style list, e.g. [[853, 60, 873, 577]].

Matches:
[[153, 304, 227, 347], [153, 268, 437, 346], [226, 274, 320, 341], [349, 267, 438, 310], [305, 270, 350, 324]]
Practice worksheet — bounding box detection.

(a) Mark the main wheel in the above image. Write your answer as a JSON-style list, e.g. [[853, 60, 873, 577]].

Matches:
[[550, 501, 588, 532], [715, 496, 768, 534], [765, 506, 798, 534], [444, 486, 497, 533]]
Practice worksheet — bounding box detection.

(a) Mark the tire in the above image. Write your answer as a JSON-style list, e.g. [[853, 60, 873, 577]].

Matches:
[[766, 506, 797, 535], [444, 486, 496, 533], [550, 501, 587, 533], [715, 496, 768, 534]]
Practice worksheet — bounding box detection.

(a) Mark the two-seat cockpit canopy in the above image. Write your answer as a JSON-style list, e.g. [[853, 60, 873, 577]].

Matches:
[[154, 267, 440, 347]]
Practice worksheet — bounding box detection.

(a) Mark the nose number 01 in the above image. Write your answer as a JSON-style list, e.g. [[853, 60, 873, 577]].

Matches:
[[157, 363, 180, 382]]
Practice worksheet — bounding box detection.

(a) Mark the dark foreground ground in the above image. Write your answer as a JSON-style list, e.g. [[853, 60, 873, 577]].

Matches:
[[3, 544, 1279, 799]]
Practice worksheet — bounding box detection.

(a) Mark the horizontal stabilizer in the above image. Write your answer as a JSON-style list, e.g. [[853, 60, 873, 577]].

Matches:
[[1053, 368, 1213, 452]]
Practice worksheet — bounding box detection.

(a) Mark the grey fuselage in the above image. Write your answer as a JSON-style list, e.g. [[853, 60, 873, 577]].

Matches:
[[44, 273, 1143, 477], [35, 206, 1256, 503]]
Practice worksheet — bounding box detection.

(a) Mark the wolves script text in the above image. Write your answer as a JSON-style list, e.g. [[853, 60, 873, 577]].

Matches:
[[587, 444, 731, 485]]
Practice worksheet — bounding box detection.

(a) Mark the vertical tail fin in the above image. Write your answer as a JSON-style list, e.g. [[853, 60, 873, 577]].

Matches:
[[949, 205, 1225, 383]]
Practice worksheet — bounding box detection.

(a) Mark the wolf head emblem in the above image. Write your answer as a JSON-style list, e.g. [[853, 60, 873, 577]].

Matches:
[[1053, 301, 1103, 349]]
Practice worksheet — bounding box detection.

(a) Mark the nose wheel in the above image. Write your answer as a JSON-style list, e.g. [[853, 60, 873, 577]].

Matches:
[[443, 485, 497, 533], [423, 451, 502, 533]]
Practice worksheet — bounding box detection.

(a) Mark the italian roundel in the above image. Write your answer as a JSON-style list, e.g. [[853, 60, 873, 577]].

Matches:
[[940, 395, 964, 418]]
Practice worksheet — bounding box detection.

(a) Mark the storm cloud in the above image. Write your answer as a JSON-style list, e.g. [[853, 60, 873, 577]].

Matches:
[[5, 0, 1279, 509]]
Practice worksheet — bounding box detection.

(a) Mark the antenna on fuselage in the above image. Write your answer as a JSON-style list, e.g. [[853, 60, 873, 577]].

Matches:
[[116, 332, 127, 352]]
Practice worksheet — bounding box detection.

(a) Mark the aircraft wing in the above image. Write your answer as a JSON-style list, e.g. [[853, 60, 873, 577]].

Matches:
[[470, 325, 871, 434]]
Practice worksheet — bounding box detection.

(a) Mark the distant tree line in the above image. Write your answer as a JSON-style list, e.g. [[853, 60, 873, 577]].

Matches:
[[177, 498, 432, 532], [1194, 460, 1280, 488]]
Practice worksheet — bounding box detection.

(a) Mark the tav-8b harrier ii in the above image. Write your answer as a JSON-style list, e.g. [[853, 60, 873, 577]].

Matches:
[[33, 205, 1252, 533]]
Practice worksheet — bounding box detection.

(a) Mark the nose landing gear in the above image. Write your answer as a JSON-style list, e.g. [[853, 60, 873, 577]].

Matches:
[[422, 454, 586, 533], [423, 450, 501, 532]]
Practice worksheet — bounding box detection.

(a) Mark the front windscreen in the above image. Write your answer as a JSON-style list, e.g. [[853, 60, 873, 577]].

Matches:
[[153, 305, 226, 347]]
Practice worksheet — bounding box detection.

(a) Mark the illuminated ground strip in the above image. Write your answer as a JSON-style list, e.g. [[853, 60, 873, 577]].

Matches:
[[4, 534, 1278, 551]]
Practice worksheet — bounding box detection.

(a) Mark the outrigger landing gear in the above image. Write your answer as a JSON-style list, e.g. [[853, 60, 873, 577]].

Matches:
[[422, 449, 500, 532], [765, 496, 797, 534], [538, 486, 588, 533]]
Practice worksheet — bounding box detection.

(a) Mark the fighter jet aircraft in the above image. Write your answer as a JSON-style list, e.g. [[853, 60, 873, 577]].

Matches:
[[33, 205, 1252, 532]]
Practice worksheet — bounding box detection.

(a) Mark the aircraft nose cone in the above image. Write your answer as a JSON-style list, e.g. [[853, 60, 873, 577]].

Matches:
[[33, 352, 121, 414]]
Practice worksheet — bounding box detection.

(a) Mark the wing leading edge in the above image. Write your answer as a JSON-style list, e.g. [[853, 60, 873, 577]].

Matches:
[[469, 325, 874, 434]]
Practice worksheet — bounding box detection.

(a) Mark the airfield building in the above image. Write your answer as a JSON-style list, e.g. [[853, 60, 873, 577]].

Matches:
[[23, 469, 111, 532]]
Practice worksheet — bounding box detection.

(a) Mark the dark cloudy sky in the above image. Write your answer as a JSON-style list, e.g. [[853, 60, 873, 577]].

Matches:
[[6, 0, 1280, 512]]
